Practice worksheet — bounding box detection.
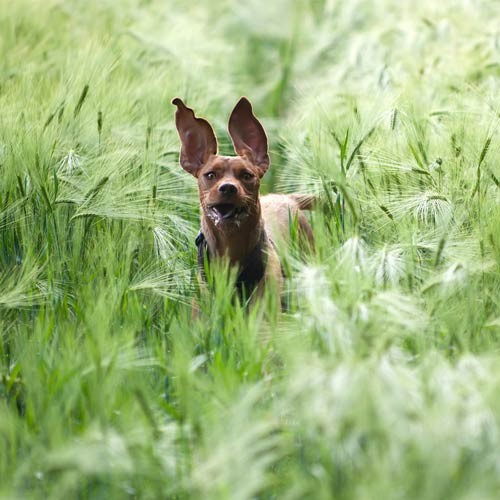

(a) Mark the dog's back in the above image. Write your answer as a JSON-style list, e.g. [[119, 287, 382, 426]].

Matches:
[[261, 194, 315, 249]]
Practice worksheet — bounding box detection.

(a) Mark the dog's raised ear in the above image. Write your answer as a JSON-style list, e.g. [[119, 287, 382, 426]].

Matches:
[[228, 97, 269, 176], [172, 98, 217, 176]]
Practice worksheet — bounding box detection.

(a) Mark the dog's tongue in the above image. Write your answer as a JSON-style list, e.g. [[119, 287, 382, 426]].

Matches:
[[208, 204, 246, 226], [215, 204, 236, 219]]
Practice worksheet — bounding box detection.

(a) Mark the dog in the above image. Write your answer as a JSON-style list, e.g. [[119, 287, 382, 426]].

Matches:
[[172, 97, 314, 302]]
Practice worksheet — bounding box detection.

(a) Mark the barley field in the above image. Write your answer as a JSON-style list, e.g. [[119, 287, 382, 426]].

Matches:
[[1, 0, 499, 498]]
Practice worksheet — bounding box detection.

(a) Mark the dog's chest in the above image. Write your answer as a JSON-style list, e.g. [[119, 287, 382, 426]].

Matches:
[[195, 230, 268, 299]]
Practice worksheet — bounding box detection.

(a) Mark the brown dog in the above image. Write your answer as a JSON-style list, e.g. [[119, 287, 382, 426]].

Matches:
[[172, 97, 313, 301]]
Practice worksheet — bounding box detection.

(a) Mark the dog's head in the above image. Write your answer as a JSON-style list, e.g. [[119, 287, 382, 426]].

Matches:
[[172, 97, 269, 227]]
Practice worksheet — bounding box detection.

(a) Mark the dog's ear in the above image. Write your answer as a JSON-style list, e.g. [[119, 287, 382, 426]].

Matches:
[[172, 98, 217, 176], [228, 97, 269, 176]]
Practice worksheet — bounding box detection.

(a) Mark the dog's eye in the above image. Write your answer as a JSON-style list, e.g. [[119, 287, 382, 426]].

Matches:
[[242, 172, 254, 181], [204, 172, 216, 180]]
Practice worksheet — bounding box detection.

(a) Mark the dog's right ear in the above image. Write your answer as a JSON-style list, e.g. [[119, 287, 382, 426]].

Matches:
[[172, 98, 217, 176], [228, 97, 269, 177]]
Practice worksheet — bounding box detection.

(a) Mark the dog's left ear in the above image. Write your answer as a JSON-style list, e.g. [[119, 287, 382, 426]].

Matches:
[[228, 97, 269, 177], [172, 98, 218, 176]]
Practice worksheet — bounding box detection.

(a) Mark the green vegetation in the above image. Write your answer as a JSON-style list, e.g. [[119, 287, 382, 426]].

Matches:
[[1, 0, 499, 498]]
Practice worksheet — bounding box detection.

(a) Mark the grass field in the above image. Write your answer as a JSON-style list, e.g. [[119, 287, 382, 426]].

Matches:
[[1, 0, 500, 498]]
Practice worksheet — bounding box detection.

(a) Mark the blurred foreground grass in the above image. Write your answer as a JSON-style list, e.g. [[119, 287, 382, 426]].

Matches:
[[1, 0, 499, 498]]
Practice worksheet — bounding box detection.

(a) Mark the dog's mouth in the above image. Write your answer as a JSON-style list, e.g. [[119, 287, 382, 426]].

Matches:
[[207, 203, 248, 225]]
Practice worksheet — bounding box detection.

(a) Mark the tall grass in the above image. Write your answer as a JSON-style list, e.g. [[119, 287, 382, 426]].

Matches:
[[1, 0, 499, 498]]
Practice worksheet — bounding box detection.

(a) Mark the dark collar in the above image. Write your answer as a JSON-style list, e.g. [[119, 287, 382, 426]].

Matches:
[[195, 230, 268, 300]]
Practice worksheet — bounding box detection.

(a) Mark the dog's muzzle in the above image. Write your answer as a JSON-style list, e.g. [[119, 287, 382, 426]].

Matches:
[[207, 203, 248, 226]]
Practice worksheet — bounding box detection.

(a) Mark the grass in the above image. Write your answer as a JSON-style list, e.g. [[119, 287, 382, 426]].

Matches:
[[1, 0, 499, 498]]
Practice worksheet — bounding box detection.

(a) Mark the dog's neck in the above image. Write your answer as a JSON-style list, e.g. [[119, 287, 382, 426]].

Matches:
[[201, 201, 264, 264]]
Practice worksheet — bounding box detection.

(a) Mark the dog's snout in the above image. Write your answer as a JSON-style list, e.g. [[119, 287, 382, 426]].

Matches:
[[218, 183, 237, 195]]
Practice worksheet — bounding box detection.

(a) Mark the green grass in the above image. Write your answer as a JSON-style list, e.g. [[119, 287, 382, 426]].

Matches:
[[1, 0, 500, 498]]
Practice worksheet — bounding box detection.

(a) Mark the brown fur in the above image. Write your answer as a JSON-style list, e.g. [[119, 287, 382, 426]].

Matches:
[[172, 97, 313, 298]]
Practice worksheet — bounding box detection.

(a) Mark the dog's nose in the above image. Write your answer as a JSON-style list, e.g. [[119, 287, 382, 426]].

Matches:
[[218, 183, 237, 195]]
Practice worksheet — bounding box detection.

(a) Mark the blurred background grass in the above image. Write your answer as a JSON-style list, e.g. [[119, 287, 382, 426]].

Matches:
[[1, 0, 499, 498]]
